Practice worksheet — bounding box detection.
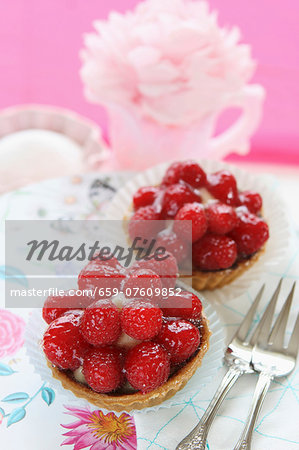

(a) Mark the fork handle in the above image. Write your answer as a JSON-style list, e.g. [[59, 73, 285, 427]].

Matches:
[[234, 371, 272, 450], [176, 366, 244, 450]]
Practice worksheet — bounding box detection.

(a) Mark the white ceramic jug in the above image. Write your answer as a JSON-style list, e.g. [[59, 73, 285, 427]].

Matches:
[[108, 84, 265, 169]]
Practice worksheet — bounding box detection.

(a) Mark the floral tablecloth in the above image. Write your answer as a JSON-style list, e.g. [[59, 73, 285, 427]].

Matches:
[[0, 169, 298, 450]]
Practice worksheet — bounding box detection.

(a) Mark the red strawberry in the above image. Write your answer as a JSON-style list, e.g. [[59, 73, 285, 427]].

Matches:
[[90, 254, 121, 266], [161, 183, 201, 219], [193, 234, 237, 270], [43, 311, 90, 370], [229, 210, 269, 255], [121, 300, 163, 340], [80, 300, 121, 346], [177, 160, 207, 188], [78, 256, 126, 299], [123, 268, 162, 302], [161, 291, 202, 320], [42, 290, 82, 324], [156, 319, 200, 364], [238, 190, 262, 214], [130, 251, 178, 289], [205, 201, 238, 235], [207, 170, 238, 206], [125, 342, 170, 393], [174, 203, 207, 243], [155, 230, 190, 264], [161, 161, 207, 188], [128, 206, 164, 242], [83, 347, 123, 393], [161, 161, 184, 186], [133, 186, 160, 210]]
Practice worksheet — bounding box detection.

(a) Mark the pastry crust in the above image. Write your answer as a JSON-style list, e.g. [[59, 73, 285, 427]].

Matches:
[[191, 246, 265, 291], [47, 316, 211, 412]]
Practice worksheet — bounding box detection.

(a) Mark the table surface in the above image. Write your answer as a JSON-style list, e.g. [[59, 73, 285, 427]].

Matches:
[[0, 163, 298, 450]]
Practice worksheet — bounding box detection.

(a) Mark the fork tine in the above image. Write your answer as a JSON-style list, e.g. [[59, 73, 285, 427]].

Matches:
[[287, 312, 299, 357], [250, 279, 283, 347], [269, 282, 296, 348], [236, 284, 265, 342]]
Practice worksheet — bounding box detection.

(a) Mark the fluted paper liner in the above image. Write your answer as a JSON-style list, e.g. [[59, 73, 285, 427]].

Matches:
[[25, 286, 224, 414]]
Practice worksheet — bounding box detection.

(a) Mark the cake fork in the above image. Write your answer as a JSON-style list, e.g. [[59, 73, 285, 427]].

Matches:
[[234, 282, 298, 450], [176, 282, 269, 450]]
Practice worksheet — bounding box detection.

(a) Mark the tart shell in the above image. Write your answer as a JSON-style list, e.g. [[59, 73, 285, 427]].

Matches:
[[47, 316, 211, 412], [191, 246, 265, 291]]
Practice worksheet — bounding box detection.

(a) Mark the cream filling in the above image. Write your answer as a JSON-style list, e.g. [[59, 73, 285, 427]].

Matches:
[[199, 187, 215, 204], [111, 293, 127, 308], [73, 366, 88, 385], [116, 332, 141, 349]]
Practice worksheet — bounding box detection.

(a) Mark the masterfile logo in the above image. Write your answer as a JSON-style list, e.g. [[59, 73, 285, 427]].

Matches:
[[4, 219, 192, 308]]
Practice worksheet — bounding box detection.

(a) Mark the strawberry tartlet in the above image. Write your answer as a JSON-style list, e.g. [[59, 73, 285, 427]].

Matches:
[[42, 255, 210, 411], [128, 160, 269, 290]]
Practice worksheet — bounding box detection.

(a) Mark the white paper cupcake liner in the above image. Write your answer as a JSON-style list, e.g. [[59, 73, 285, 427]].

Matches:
[[104, 159, 291, 302], [24, 283, 225, 415]]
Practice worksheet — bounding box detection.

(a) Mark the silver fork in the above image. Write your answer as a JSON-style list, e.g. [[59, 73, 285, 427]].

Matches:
[[234, 281, 298, 450], [176, 283, 267, 450]]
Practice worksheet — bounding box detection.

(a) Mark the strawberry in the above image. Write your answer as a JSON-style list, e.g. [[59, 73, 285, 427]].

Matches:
[[42, 291, 79, 324], [128, 206, 164, 242], [125, 342, 170, 393], [193, 234, 237, 270], [133, 186, 160, 210], [177, 160, 207, 188], [80, 300, 121, 346], [43, 311, 90, 370], [121, 300, 163, 340], [130, 251, 178, 289], [238, 190, 262, 214], [161, 161, 184, 186], [161, 161, 207, 188], [83, 347, 123, 393], [229, 210, 269, 255], [156, 319, 200, 364], [161, 183, 201, 219], [205, 201, 238, 235], [123, 268, 162, 302], [161, 291, 202, 320], [78, 256, 126, 299], [155, 230, 190, 264], [174, 202, 207, 243], [207, 170, 238, 206]]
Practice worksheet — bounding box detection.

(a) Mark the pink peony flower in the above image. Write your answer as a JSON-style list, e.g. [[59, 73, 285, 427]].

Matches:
[[81, 0, 255, 126], [61, 405, 137, 450], [0, 309, 25, 358]]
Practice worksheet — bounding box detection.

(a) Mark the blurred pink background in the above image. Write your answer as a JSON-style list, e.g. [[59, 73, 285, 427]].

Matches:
[[0, 0, 298, 165]]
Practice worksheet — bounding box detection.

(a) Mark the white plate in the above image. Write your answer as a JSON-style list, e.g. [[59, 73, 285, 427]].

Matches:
[[24, 283, 225, 415], [104, 160, 291, 302]]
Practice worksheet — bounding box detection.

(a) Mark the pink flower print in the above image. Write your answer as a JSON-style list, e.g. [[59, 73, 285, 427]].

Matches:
[[0, 309, 25, 358], [61, 405, 137, 450]]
